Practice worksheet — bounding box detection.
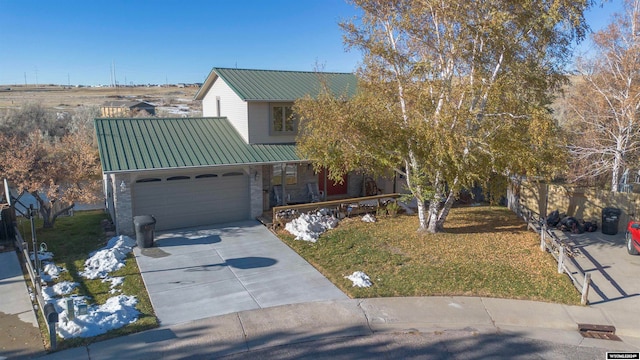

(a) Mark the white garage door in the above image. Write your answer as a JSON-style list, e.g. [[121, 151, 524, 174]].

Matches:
[[132, 170, 250, 231]]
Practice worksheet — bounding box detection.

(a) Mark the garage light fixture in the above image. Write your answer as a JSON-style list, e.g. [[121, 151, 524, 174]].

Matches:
[[119, 180, 127, 192]]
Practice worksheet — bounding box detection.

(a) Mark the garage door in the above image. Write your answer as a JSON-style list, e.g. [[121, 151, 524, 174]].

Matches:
[[132, 170, 250, 231]]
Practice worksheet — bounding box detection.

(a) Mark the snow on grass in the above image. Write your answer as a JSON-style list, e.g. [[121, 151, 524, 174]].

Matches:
[[42, 281, 78, 301], [39, 234, 140, 339], [285, 211, 339, 242], [55, 295, 139, 339], [30, 251, 54, 262], [80, 235, 136, 279], [361, 214, 377, 223], [41, 262, 65, 282], [345, 271, 372, 287], [103, 277, 124, 294]]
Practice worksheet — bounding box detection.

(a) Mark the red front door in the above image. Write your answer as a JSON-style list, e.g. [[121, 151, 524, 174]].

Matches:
[[318, 168, 348, 196]]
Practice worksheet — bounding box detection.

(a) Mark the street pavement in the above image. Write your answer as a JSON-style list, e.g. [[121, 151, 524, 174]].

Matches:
[[2, 225, 640, 359], [36, 297, 640, 359]]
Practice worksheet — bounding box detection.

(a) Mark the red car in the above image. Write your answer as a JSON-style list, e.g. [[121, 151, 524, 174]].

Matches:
[[625, 221, 640, 255]]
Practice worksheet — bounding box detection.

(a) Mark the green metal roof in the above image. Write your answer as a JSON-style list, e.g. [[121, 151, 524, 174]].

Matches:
[[95, 117, 301, 173], [194, 68, 358, 101]]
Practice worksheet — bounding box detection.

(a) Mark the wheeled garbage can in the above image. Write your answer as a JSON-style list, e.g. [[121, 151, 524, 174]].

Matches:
[[601, 207, 621, 235], [133, 215, 156, 248]]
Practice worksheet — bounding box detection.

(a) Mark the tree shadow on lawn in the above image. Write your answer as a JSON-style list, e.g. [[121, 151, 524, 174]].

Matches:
[[441, 207, 528, 235]]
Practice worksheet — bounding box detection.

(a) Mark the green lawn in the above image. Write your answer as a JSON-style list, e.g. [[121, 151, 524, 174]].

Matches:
[[277, 205, 581, 305], [17, 210, 158, 350]]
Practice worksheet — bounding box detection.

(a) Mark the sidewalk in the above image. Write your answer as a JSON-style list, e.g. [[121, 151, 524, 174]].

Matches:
[[38, 296, 640, 359], [0, 250, 43, 359]]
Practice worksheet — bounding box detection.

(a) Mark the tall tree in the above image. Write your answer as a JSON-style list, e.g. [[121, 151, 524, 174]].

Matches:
[[0, 105, 101, 228], [565, 0, 640, 191], [296, 0, 588, 233]]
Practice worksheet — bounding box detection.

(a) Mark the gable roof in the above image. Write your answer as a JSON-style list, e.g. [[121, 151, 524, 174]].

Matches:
[[194, 68, 358, 101], [95, 117, 300, 173]]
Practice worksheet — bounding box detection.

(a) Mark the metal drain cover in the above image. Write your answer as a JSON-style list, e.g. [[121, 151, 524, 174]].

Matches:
[[578, 324, 622, 341]]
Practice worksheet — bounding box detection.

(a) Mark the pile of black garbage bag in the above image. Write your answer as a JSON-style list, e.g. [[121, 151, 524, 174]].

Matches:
[[545, 210, 598, 234]]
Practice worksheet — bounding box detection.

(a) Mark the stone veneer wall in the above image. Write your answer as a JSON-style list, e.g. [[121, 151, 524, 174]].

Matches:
[[112, 173, 134, 236]]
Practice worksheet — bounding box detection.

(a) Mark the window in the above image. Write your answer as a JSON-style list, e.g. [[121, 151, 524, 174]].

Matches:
[[136, 178, 161, 183], [167, 175, 190, 181], [216, 96, 221, 117], [195, 173, 218, 179], [271, 104, 296, 134], [272, 164, 297, 185], [222, 172, 244, 177]]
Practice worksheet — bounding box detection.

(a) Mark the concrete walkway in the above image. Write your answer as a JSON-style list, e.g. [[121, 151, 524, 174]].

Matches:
[[0, 250, 43, 359], [134, 220, 347, 326]]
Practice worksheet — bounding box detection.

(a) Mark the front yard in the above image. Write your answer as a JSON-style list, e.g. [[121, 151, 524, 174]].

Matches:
[[17, 210, 158, 350], [278, 205, 581, 305]]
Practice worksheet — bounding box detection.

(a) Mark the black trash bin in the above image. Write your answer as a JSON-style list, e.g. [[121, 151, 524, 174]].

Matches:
[[601, 207, 621, 235], [133, 215, 156, 248]]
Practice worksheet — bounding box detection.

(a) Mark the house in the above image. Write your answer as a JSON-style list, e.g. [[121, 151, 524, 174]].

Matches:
[[96, 68, 399, 236], [100, 100, 156, 117]]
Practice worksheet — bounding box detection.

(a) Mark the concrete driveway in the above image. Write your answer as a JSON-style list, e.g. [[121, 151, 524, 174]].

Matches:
[[566, 230, 640, 335], [133, 220, 347, 326]]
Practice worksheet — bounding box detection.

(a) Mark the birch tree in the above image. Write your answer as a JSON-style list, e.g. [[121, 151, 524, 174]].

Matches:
[[565, 0, 640, 191], [295, 0, 589, 233]]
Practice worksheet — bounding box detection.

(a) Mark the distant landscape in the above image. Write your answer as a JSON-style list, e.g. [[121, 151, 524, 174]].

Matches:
[[0, 84, 202, 117]]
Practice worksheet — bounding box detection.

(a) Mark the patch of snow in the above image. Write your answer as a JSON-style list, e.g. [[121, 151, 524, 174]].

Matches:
[[80, 235, 136, 279], [345, 271, 372, 287], [42, 281, 78, 301], [30, 251, 54, 262], [361, 214, 377, 223], [41, 262, 64, 282], [39, 237, 141, 339], [285, 212, 339, 242], [56, 295, 139, 338], [102, 277, 124, 294]]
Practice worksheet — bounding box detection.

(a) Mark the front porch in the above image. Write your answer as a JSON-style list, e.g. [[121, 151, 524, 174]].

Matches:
[[260, 163, 404, 211]]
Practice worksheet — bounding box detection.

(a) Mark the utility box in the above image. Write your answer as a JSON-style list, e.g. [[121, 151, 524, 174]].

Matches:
[[133, 215, 156, 248], [601, 207, 621, 235]]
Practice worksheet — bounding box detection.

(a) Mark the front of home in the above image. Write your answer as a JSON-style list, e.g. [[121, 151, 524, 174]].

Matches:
[[96, 68, 400, 235]]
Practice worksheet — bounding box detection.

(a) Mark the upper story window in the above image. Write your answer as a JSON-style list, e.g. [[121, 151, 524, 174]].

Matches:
[[271, 104, 297, 135]]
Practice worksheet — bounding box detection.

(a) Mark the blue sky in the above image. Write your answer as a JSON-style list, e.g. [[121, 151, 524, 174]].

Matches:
[[0, 0, 624, 86]]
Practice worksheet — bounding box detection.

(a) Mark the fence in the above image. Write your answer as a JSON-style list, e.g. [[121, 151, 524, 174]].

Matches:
[[271, 193, 402, 228], [516, 203, 592, 305]]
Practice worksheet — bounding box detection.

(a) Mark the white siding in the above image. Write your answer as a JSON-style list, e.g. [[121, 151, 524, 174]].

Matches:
[[202, 78, 250, 142], [248, 102, 297, 144]]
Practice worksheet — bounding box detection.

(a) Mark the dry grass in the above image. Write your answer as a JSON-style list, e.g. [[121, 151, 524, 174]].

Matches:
[[278, 205, 581, 305], [0, 85, 199, 112]]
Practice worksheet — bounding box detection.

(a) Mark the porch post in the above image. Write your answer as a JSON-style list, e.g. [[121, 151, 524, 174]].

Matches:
[[281, 163, 287, 205]]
